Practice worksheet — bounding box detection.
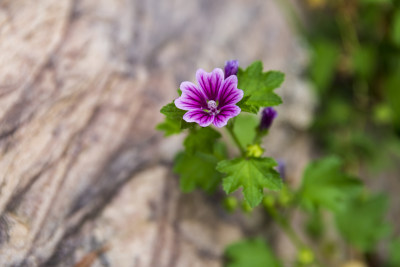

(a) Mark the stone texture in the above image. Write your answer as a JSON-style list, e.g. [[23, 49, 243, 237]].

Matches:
[[0, 0, 312, 266]]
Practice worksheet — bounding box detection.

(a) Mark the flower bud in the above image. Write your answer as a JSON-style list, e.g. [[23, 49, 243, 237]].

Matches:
[[223, 196, 238, 213], [224, 60, 239, 78], [297, 248, 314, 265], [277, 159, 285, 180], [246, 144, 264, 158], [260, 107, 277, 131]]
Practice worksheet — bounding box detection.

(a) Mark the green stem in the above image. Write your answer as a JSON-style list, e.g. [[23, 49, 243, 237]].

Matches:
[[265, 205, 304, 249], [265, 205, 324, 267], [226, 124, 246, 156]]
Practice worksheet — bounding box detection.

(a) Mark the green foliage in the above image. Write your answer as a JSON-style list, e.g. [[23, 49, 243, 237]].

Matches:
[[309, 39, 339, 94], [299, 156, 363, 212], [174, 151, 222, 193], [385, 70, 400, 130], [391, 9, 400, 46], [335, 194, 390, 252], [224, 239, 282, 267], [389, 238, 400, 267], [351, 45, 377, 79], [157, 102, 195, 136], [232, 113, 259, 148], [184, 127, 221, 155], [173, 125, 227, 193], [156, 117, 181, 136], [306, 0, 400, 171], [217, 157, 282, 207], [305, 209, 324, 241], [236, 96, 259, 114], [237, 61, 283, 112], [160, 102, 186, 120], [175, 128, 226, 193]]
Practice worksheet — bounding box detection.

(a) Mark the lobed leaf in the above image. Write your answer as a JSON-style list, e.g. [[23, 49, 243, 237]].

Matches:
[[299, 156, 363, 212], [335, 194, 390, 252], [174, 151, 222, 193], [237, 61, 284, 110], [217, 157, 282, 207]]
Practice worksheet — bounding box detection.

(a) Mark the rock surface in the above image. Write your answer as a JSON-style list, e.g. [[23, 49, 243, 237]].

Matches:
[[0, 0, 312, 266]]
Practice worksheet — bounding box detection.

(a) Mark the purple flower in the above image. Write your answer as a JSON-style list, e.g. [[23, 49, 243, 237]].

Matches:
[[175, 68, 243, 128], [224, 60, 239, 78], [260, 107, 277, 131]]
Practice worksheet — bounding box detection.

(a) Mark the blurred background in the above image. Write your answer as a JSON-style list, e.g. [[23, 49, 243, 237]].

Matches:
[[0, 0, 399, 266]]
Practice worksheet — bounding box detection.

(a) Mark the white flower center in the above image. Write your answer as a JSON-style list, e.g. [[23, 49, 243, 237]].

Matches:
[[207, 100, 219, 115], [207, 100, 217, 109]]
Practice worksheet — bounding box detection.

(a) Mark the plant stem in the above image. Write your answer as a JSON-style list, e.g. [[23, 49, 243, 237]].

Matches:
[[265, 205, 304, 249], [226, 124, 246, 156], [265, 205, 324, 267]]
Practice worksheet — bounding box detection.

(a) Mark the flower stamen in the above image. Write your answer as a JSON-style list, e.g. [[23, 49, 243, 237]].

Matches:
[[207, 100, 219, 115]]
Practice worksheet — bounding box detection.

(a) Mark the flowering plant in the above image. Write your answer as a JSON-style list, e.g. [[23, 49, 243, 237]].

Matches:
[[157, 60, 395, 267], [157, 60, 284, 207]]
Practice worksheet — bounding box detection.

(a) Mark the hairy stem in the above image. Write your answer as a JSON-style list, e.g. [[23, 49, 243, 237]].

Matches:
[[226, 123, 246, 156]]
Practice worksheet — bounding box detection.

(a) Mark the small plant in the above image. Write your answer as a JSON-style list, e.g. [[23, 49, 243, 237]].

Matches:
[[157, 60, 284, 207], [157, 60, 397, 267]]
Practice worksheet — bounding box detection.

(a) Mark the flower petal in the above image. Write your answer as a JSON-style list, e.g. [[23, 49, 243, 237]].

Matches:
[[217, 75, 243, 107], [183, 109, 214, 127], [196, 68, 224, 101], [175, 81, 207, 110], [213, 105, 241, 128]]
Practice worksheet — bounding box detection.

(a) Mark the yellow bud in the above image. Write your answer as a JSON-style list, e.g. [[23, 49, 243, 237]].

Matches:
[[298, 248, 314, 265], [263, 195, 275, 208], [246, 144, 264, 158], [241, 201, 253, 213]]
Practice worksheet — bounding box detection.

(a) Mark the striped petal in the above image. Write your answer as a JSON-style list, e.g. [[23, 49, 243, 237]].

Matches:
[[196, 68, 224, 101], [183, 109, 214, 127], [174, 81, 207, 110], [213, 105, 241, 128], [217, 75, 243, 107]]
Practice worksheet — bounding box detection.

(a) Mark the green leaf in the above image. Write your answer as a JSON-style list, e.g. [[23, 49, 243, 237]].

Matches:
[[389, 238, 400, 267], [305, 209, 324, 241], [232, 113, 259, 148], [246, 92, 282, 107], [160, 102, 186, 120], [156, 118, 181, 136], [184, 127, 221, 154], [237, 61, 283, 108], [299, 156, 363, 212], [174, 151, 222, 193], [225, 238, 283, 267], [180, 120, 196, 130], [392, 9, 400, 46], [236, 96, 259, 114], [158, 101, 196, 134], [310, 39, 339, 94], [351, 45, 377, 79], [335, 194, 390, 252], [213, 141, 228, 160], [217, 157, 282, 207]]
